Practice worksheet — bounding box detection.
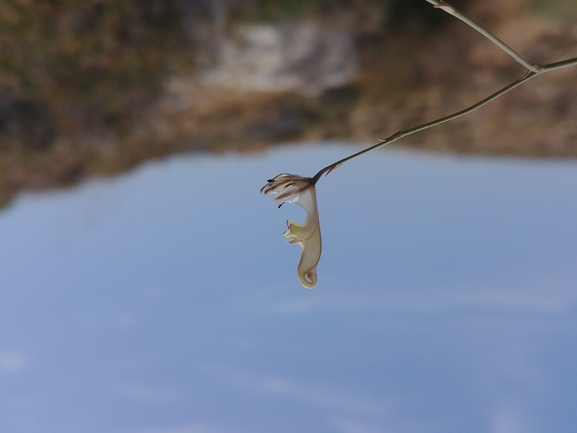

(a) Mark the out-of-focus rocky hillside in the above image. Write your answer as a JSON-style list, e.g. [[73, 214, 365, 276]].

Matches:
[[1, 0, 576, 205]]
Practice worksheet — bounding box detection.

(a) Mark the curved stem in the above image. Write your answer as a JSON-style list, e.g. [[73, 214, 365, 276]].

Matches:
[[311, 70, 537, 183], [308, 0, 577, 184], [312, 53, 577, 184], [425, 0, 541, 72]]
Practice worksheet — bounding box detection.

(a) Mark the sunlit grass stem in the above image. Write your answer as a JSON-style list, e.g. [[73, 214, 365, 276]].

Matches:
[[311, 1, 577, 184]]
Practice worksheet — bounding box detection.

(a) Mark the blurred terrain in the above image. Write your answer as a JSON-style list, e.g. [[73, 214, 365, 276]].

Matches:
[[0, 0, 576, 205]]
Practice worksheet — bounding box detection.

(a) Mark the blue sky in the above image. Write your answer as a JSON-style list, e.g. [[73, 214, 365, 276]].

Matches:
[[0, 142, 576, 433]]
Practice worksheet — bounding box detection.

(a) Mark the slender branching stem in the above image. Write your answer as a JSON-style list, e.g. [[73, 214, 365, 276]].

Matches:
[[425, 0, 541, 72], [312, 71, 537, 183], [309, 1, 577, 184]]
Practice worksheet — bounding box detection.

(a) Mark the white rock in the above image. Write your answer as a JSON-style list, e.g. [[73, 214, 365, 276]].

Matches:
[[201, 22, 358, 95]]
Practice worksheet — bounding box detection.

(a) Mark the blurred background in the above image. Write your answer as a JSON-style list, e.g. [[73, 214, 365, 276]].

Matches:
[[1, 1, 577, 432], [1, 0, 576, 205]]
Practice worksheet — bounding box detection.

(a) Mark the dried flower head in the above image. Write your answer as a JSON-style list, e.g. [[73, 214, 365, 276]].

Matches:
[[261, 174, 322, 288]]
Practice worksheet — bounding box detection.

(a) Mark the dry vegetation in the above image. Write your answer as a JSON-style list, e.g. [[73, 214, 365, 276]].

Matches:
[[0, 0, 576, 206]]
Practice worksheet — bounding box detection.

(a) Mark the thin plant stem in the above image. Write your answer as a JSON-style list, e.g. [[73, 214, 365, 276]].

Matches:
[[312, 71, 537, 183], [425, 0, 541, 72], [309, 1, 577, 184], [541, 57, 577, 72]]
